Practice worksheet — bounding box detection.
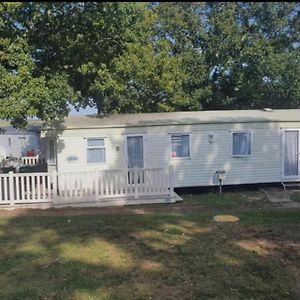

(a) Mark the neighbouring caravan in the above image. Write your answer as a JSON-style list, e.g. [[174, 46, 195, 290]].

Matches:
[[42, 109, 300, 188], [0, 125, 42, 161]]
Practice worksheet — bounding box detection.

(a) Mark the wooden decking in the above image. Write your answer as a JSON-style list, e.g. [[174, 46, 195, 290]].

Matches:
[[0, 167, 180, 209], [0, 193, 182, 210]]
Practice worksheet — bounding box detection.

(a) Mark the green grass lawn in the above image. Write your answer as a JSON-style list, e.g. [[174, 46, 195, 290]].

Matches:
[[290, 191, 300, 202], [1, 191, 300, 300]]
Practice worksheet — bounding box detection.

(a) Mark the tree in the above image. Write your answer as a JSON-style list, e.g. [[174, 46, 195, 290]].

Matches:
[[0, 3, 75, 128], [14, 2, 144, 115], [201, 2, 300, 109], [113, 2, 211, 113], [153, 2, 212, 110], [0, 2, 299, 127], [151, 2, 300, 110]]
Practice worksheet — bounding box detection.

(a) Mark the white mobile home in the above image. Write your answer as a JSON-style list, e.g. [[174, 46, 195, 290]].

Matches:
[[0, 124, 42, 161], [44, 109, 300, 189]]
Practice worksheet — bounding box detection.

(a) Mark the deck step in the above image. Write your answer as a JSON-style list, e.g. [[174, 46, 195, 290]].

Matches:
[[281, 181, 300, 190], [52, 193, 182, 208], [53, 197, 173, 208]]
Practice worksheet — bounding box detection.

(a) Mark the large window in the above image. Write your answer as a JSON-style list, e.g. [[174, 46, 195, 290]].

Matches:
[[232, 132, 251, 156], [87, 138, 106, 163], [171, 134, 190, 158]]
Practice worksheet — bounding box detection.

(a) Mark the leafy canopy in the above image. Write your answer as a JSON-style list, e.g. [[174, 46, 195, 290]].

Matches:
[[0, 2, 299, 127]]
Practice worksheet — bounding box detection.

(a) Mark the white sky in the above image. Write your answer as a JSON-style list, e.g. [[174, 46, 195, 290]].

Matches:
[[68, 104, 97, 116]]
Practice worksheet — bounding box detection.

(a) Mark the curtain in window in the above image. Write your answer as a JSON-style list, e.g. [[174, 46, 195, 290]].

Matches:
[[49, 140, 55, 163], [87, 148, 106, 163], [127, 136, 143, 168], [284, 131, 298, 176], [87, 139, 104, 147], [233, 133, 251, 155], [171, 135, 190, 157], [87, 139, 105, 163]]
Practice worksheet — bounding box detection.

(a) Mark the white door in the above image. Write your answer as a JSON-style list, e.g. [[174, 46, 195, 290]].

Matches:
[[126, 136, 144, 168], [283, 130, 300, 177]]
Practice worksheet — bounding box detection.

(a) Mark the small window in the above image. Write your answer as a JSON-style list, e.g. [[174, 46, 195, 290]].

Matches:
[[232, 132, 251, 156], [87, 138, 106, 163], [171, 134, 190, 158], [49, 139, 56, 164]]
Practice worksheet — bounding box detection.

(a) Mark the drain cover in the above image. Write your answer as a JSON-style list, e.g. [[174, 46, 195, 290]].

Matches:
[[213, 215, 239, 222]]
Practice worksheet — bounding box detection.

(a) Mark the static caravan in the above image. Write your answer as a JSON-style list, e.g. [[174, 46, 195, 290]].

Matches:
[[44, 109, 300, 189], [0, 125, 42, 161]]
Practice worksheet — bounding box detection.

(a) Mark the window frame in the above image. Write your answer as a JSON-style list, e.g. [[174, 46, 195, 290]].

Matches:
[[86, 137, 106, 164], [125, 134, 145, 169], [48, 139, 56, 165], [170, 133, 191, 160], [231, 131, 252, 157]]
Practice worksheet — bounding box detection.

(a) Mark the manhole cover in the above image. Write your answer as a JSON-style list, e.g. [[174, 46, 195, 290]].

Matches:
[[213, 215, 239, 222]]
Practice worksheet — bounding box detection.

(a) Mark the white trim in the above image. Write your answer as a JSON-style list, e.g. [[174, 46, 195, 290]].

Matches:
[[124, 134, 146, 168], [168, 132, 192, 135], [83, 136, 107, 139], [281, 128, 300, 180], [86, 138, 106, 164], [280, 129, 284, 179], [121, 132, 147, 135], [170, 133, 191, 160], [231, 131, 252, 157], [48, 138, 57, 166]]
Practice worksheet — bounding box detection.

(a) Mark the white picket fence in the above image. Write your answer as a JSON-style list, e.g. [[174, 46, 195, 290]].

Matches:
[[0, 166, 174, 206], [22, 156, 46, 166]]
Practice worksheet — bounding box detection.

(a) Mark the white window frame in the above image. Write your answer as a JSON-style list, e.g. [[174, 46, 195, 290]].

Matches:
[[48, 139, 56, 165], [86, 137, 106, 164], [170, 133, 191, 160], [231, 131, 252, 157], [281, 128, 300, 179], [124, 134, 146, 168]]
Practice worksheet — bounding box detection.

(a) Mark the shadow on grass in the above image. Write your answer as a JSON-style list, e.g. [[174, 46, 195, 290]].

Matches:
[[0, 207, 300, 299]]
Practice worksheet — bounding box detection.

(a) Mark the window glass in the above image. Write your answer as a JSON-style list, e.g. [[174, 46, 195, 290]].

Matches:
[[49, 139, 56, 163], [171, 135, 190, 158], [232, 132, 251, 156], [87, 138, 106, 163]]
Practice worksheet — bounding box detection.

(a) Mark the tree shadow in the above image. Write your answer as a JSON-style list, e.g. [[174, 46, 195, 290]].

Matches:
[[0, 207, 300, 299]]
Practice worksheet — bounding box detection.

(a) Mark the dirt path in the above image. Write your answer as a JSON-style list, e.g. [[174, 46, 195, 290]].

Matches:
[[260, 187, 300, 208]]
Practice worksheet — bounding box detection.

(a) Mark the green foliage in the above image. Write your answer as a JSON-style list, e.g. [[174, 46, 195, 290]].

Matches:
[[115, 40, 189, 112], [0, 3, 75, 128], [201, 2, 300, 109], [0, 2, 299, 127]]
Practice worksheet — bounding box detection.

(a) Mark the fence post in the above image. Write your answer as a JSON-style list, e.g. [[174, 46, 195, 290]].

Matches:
[[169, 165, 174, 197], [52, 171, 58, 197], [8, 171, 15, 206], [95, 170, 99, 201], [134, 167, 139, 199]]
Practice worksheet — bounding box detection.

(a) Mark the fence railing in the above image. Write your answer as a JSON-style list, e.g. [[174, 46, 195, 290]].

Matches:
[[0, 172, 56, 205], [0, 166, 174, 206], [21, 156, 46, 166]]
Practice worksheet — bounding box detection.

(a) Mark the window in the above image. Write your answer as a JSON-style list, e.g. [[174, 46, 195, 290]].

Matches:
[[49, 139, 56, 164], [171, 134, 190, 158], [87, 138, 106, 163], [232, 132, 251, 156]]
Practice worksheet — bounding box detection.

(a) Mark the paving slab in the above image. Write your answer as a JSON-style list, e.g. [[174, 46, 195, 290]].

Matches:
[[260, 187, 300, 208]]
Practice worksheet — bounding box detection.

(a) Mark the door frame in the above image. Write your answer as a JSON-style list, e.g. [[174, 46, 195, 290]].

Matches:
[[124, 134, 146, 169], [281, 128, 300, 180]]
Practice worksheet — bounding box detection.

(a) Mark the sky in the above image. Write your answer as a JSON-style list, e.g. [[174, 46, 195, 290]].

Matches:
[[68, 104, 97, 116]]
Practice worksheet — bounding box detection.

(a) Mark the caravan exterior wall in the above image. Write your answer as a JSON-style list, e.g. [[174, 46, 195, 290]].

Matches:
[[0, 133, 40, 159], [53, 121, 300, 188]]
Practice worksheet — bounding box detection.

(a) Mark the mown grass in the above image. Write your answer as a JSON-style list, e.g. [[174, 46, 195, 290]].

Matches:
[[290, 191, 300, 202], [0, 190, 300, 299]]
